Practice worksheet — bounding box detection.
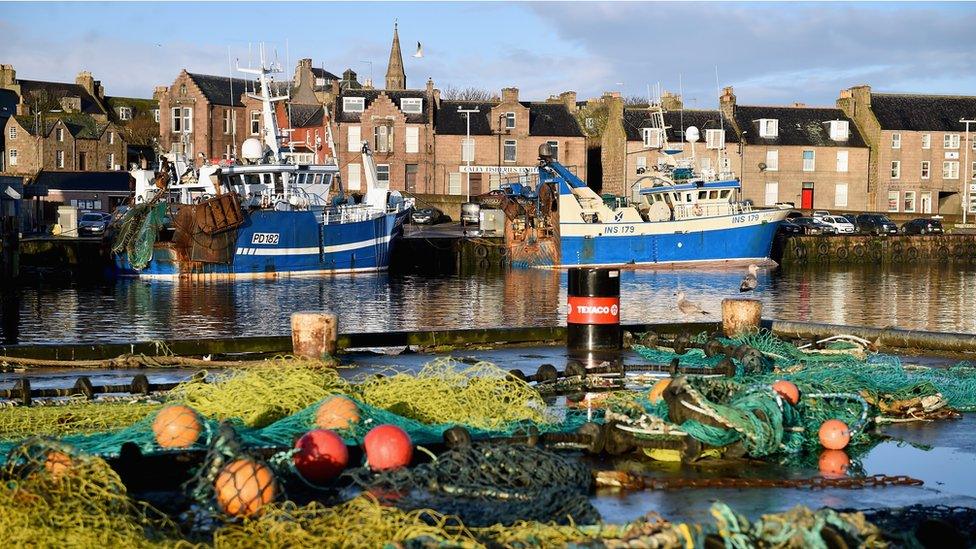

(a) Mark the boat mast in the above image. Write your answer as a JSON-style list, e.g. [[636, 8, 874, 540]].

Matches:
[[239, 45, 289, 163]]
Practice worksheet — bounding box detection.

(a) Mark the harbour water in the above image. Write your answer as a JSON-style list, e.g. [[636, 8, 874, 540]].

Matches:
[[4, 262, 976, 344]]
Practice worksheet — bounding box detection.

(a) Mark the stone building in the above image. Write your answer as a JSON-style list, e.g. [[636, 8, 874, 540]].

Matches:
[[278, 59, 332, 165], [720, 87, 870, 211], [838, 85, 976, 215], [433, 88, 586, 197]]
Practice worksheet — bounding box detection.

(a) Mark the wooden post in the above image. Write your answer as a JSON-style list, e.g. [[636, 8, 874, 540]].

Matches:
[[291, 312, 338, 359], [722, 299, 762, 338]]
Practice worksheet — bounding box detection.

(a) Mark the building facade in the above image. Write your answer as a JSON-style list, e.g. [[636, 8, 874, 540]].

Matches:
[[838, 85, 976, 215]]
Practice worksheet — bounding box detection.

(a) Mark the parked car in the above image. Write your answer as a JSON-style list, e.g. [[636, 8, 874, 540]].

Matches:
[[855, 213, 899, 235], [461, 202, 481, 226], [78, 212, 112, 236], [791, 217, 838, 235], [901, 218, 945, 235], [776, 218, 804, 236], [818, 215, 856, 234], [410, 207, 447, 225], [841, 214, 860, 232], [812, 210, 831, 218]]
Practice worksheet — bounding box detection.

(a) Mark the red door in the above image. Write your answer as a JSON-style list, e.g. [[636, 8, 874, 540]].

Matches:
[[801, 188, 814, 209]]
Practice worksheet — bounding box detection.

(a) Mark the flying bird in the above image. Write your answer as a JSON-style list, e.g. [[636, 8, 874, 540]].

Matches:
[[413, 42, 423, 58], [739, 264, 759, 293], [676, 291, 710, 315]]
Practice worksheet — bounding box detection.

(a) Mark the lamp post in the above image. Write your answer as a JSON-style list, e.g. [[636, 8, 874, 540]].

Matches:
[[457, 106, 479, 202], [962, 118, 976, 224]]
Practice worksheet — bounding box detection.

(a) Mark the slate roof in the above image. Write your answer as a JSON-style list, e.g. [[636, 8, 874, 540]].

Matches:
[[34, 170, 132, 192], [13, 113, 110, 139], [336, 89, 428, 124], [623, 108, 739, 143], [310, 67, 339, 82], [0, 89, 17, 118], [106, 96, 158, 122], [435, 100, 584, 137], [287, 104, 325, 127], [17, 79, 106, 115], [732, 105, 866, 147], [186, 73, 250, 107], [870, 93, 976, 132]]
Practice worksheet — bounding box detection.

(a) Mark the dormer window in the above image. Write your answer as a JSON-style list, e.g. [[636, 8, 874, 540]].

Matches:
[[118, 106, 132, 121], [343, 97, 365, 113], [705, 129, 725, 149], [642, 128, 662, 148], [400, 98, 422, 114], [829, 120, 849, 141], [315, 77, 326, 87], [758, 119, 778, 138], [504, 112, 516, 129]]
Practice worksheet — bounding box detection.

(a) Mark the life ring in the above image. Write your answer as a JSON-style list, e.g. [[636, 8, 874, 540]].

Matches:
[[906, 247, 919, 261], [852, 245, 865, 258], [474, 244, 489, 258], [692, 204, 704, 216], [836, 246, 849, 260], [817, 241, 830, 256]]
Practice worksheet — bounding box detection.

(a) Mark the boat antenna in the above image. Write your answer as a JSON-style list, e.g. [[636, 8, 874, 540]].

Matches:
[[228, 46, 237, 159], [678, 74, 684, 144], [715, 65, 727, 179]]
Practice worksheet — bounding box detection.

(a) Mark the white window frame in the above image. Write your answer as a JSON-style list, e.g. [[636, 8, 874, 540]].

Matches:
[[888, 191, 899, 212], [504, 112, 516, 129], [891, 133, 901, 149], [764, 181, 778, 206], [375, 164, 390, 188], [399, 98, 422, 114], [374, 124, 392, 153], [250, 111, 261, 136], [903, 190, 916, 213], [642, 128, 662, 148], [547, 140, 559, 161], [343, 97, 365, 113], [829, 120, 849, 141], [405, 126, 419, 154], [836, 150, 848, 172], [107, 152, 115, 170], [636, 156, 647, 174], [346, 163, 361, 190], [944, 160, 959, 179], [585, 117, 594, 130], [223, 110, 233, 134], [118, 106, 132, 121], [921, 191, 933, 214], [802, 149, 815, 172], [834, 183, 848, 207], [462, 137, 474, 162], [448, 172, 462, 195], [56, 150, 64, 168], [108, 131, 114, 145], [8, 149, 17, 166], [945, 134, 960, 149], [890, 160, 900, 179], [503, 139, 516, 162], [758, 118, 778, 138], [765, 150, 779, 171], [171, 107, 192, 133], [921, 133, 931, 149], [8, 126, 16, 140], [921, 160, 930, 179], [347, 126, 361, 153], [56, 127, 64, 142], [153, 109, 160, 123], [705, 129, 725, 149]]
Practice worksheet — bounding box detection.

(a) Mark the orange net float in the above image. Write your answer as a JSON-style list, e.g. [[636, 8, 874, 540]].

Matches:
[[315, 395, 360, 430], [818, 419, 851, 450], [43, 451, 74, 478], [818, 449, 851, 478], [648, 378, 672, 404], [363, 424, 413, 471], [152, 405, 203, 448], [565, 392, 611, 410], [214, 458, 278, 517], [771, 380, 800, 406], [293, 429, 349, 485]]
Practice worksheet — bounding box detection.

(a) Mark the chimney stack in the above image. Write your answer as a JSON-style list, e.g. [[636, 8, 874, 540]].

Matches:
[[0, 64, 16, 87], [661, 90, 682, 111], [502, 87, 519, 104], [559, 91, 578, 113]]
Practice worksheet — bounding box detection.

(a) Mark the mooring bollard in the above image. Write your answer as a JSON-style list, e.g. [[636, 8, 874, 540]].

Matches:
[[291, 311, 338, 360], [722, 299, 762, 338], [567, 267, 621, 355]]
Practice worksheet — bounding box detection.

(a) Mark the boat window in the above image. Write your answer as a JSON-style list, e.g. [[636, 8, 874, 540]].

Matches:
[[708, 190, 718, 200], [720, 190, 730, 199], [698, 190, 708, 200], [686, 193, 693, 203]]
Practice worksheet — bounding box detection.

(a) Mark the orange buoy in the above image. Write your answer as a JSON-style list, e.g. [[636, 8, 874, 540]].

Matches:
[[648, 378, 672, 403], [152, 405, 203, 448], [44, 451, 73, 477], [363, 424, 413, 471], [293, 429, 349, 484], [771, 380, 800, 406], [818, 449, 850, 478], [818, 419, 851, 450], [214, 458, 277, 517], [315, 396, 360, 431]]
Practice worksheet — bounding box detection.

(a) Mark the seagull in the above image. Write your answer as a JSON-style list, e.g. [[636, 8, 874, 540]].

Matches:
[[413, 41, 423, 58], [676, 291, 709, 315], [739, 264, 759, 293]]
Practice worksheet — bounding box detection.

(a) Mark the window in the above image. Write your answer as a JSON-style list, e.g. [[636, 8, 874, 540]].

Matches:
[[836, 150, 848, 172], [503, 139, 516, 162], [250, 111, 261, 135], [489, 173, 501, 190], [153, 109, 160, 123], [835, 183, 848, 207], [904, 190, 916, 213], [921, 161, 930, 179], [547, 140, 559, 161], [448, 172, 462, 195], [347, 126, 361, 152], [171, 107, 192, 133], [461, 137, 474, 162], [374, 125, 392, 153], [705, 129, 724, 149], [891, 133, 901, 149], [888, 191, 899, 212], [56, 127, 64, 142], [400, 98, 422, 114], [921, 191, 933, 213], [376, 164, 390, 188], [108, 131, 114, 145], [829, 120, 849, 141], [343, 97, 365, 113], [585, 117, 594, 130], [642, 128, 662, 148], [223, 110, 234, 134], [922, 133, 931, 149], [944, 161, 959, 179], [346, 163, 361, 190], [405, 126, 419, 154], [118, 106, 132, 121], [945, 134, 961, 149], [802, 150, 815, 171], [765, 150, 778, 171], [56, 150, 64, 168], [72, 199, 99, 210], [106, 153, 115, 170], [504, 112, 516, 129], [758, 118, 778, 138], [8, 149, 17, 166], [764, 182, 778, 206], [179, 84, 187, 96], [8, 126, 15, 140], [972, 161, 976, 180], [223, 144, 232, 160], [890, 160, 900, 179], [636, 156, 647, 174]]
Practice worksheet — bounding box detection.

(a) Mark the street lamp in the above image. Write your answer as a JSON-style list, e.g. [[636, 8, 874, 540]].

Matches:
[[962, 118, 976, 224], [457, 106, 479, 202]]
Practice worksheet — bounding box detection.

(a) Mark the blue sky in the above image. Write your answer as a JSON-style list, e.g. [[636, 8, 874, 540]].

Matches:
[[1, 2, 975, 107]]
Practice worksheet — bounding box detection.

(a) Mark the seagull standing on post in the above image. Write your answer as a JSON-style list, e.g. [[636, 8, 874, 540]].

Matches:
[[739, 264, 759, 293], [676, 291, 710, 315]]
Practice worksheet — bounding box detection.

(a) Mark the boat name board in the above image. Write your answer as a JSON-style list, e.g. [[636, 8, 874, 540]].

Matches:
[[731, 213, 761, 224], [251, 232, 281, 245]]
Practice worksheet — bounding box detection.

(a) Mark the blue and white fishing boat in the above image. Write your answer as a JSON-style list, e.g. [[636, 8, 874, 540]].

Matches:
[[114, 54, 412, 279], [536, 104, 789, 268]]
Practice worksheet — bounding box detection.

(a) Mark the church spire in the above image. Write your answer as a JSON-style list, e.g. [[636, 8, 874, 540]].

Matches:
[[385, 21, 406, 90]]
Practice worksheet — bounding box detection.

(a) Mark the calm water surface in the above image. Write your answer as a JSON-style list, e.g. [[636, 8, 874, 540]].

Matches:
[[3, 263, 976, 344]]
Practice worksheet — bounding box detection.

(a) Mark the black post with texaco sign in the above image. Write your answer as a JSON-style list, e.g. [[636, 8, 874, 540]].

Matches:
[[566, 267, 622, 357]]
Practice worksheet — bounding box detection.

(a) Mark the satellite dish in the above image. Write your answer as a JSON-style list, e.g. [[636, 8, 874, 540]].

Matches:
[[758, 162, 767, 172], [685, 126, 700, 143], [4, 186, 21, 200], [242, 138, 263, 160], [413, 42, 423, 58]]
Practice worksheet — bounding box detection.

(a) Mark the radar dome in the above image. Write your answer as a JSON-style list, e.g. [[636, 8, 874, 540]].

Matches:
[[685, 126, 700, 143], [242, 138, 264, 160]]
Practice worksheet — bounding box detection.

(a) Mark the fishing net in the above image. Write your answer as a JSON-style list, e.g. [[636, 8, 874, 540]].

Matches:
[[0, 401, 162, 441], [112, 202, 167, 270]]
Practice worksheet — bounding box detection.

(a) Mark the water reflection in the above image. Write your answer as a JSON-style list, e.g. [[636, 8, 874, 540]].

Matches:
[[3, 263, 976, 344]]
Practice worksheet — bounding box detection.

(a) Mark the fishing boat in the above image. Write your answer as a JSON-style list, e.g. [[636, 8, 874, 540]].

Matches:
[[113, 55, 412, 279]]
